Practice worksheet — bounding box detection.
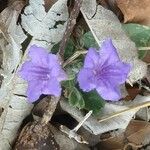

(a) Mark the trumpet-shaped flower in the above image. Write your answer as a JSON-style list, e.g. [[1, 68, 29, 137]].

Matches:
[[19, 45, 67, 102], [77, 39, 131, 101]]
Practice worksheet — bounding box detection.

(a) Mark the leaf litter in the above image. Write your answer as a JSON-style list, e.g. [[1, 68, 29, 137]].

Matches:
[[0, 0, 149, 149]]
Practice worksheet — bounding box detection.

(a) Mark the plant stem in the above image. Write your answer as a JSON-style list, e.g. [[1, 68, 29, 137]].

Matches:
[[58, 0, 83, 59], [63, 50, 87, 67]]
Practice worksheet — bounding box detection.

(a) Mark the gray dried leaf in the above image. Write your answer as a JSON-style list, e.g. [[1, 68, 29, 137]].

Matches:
[[0, 0, 69, 149], [21, 0, 69, 49]]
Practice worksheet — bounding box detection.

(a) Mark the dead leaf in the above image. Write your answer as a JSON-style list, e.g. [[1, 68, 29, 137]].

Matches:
[[21, 0, 69, 49], [14, 121, 90, 150], [0, 0, 69, 148], [14, 121, 60, 150], [97, 133, 125, 150], [143, 51, 150, 63], [116, 0, 150, 26], [97, 120, 150, 150], [125, 120, 150, 146]]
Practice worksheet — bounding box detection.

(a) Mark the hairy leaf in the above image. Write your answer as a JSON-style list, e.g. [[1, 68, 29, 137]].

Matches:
[[68, 87, 85, 109], [123, 23, 150, 59], [82, 90, 105, 115]]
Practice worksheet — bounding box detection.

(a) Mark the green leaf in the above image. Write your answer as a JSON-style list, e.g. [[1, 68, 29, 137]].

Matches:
[[64, 39, 76, 60], [138, 50, 148, 59], [68, 87, 85, 109], [82, 90, 105, 115], [82, 31, 99, 49], [62, 80, 75, 89], [51, 39, 75, 59], [122, 23, 150, 59]]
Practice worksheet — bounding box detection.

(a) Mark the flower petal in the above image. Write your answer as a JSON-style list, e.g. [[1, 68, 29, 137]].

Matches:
[[101, 62, 131, 85], [19, 61, 36, 81], [27, 80, 42, 103], [28, 45, 49, 66], [19, 61, 48, 81], [77, 68, 96, 92], [99, 39, 120, 66], [84, 48, 99, 68], [48, 53, 60, 68], [96, 79, 121, 101], [42, 78, 61, 97]]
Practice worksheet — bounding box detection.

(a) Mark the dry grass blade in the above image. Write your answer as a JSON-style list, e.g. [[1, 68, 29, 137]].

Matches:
[[98, 101, 150, 123], [63, 50, 87, 67]]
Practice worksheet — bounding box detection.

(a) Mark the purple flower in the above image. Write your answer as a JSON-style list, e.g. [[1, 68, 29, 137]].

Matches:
[[19, 45, 67, 102], [77, 39, 131, 101]]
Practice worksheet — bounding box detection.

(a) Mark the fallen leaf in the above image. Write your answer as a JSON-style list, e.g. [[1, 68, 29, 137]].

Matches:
[[14, 121, 60, 150], [97, 133, 125, 150], [0, 0, 69, 148], [116, 0, 150, 26], [97, 120, 150, 150], [21, 0, 69, 49], [125, 120, 150, 147], [14, 121, 90, 150]]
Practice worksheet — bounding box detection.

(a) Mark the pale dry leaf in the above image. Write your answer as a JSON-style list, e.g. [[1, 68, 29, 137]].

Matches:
[[81, 0, 147, 84], [60, 95, 150, 135], [0, 0, 69, 149], [21, 0, 69, 49], [0, 6, 31, 150]]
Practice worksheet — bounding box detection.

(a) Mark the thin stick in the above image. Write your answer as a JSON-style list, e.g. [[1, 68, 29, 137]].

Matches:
[[58, 0, 83, 58], [60, 125, 88, 144], [63, 50, 87, 67], [98, 101, 150, 123], [138, 47, 150, 50], [72, 110, 93, 132], [60, 110, 93, 144]]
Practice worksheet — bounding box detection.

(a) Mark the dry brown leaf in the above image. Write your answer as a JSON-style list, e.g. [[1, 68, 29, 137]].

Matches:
[[116, 0, 150, 26], [143, 51, 150, 63], [98, 120, 150, 150], [125, 120, 150, 146]]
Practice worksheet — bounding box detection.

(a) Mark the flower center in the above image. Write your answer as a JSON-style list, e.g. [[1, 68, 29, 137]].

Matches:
[[31, 66, 51, 80]]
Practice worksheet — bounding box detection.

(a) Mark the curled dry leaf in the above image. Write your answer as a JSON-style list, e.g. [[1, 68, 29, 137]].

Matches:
[[116, 0, 150, 26], [81, 0, 147, 84], [0, 0, 69, 148], [14, 121, 90, 150], [14, 121, 60, 150]]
